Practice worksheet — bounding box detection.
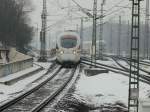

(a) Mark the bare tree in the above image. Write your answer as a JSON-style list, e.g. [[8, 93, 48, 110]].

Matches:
[[0, 0, 33, 53]]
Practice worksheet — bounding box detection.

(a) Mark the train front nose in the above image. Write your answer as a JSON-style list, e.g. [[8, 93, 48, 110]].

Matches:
[[62, 54, 76, 61], [58, 50, 80, 64]]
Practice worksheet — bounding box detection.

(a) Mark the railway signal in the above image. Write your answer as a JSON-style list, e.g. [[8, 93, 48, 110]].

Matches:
[[128, 0, 143, 112]]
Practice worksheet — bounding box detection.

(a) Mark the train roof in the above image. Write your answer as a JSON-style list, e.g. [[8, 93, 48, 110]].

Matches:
[[58, 31, 80, 39], [64, 30, 77, 32]]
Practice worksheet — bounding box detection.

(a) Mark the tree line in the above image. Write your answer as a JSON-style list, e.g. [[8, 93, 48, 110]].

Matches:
[[0, 0, 33, 53]]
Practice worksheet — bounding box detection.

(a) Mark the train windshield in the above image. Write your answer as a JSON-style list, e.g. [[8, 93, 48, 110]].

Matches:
[[61, 36, 77, 48]]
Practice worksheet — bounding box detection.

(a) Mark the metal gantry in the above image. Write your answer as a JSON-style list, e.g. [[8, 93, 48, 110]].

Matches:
[[91, 0, 97, 66], [98, 0, 105, 60], [38, 0, 47, 62], [98, 4, 104, 60], [128, 0, 142, 112]]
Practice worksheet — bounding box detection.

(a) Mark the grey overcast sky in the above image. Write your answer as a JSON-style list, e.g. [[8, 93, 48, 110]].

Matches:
[[29, 0, 148, 29], [28, 0, 149, 49]]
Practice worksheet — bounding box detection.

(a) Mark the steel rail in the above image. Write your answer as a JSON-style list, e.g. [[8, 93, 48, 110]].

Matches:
[[30, 67, 77, 112], [96, 54, 150, 75], [105, 54, 150, 66], [110, 57, 150, 81], [109, 55, 150, 75], [81, 58, 150, 84], [0, 64, 62, 112], [81, 57, 127, 71]]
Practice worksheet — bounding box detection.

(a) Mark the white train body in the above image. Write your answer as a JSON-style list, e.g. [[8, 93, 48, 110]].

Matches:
[[56, 31, 80, 65]]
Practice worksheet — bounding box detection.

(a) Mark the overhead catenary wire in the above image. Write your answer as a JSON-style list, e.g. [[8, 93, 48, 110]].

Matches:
[[105, 0, 126, 13], [48, 0, 132, 27], [103, 3, 131, 17]]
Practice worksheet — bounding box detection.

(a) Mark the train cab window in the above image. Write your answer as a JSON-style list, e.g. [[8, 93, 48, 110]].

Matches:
[[61, 36, 77, 48]]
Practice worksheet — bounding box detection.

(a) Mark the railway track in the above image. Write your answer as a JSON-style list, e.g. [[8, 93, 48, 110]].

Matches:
[[81, 57, 150, 84], [105, 54, 150, 67], [0, 63, 78, 112], [100, 54, 150, 75], [109, 55, 150, 76], [31, 67, 77, 112], [0, 63, 61, 112], [111, 57, 150, 81]]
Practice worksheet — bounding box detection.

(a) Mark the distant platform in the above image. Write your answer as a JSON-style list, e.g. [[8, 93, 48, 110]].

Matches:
[[0, 65, 42, 85], [0, 48, 33, 77]]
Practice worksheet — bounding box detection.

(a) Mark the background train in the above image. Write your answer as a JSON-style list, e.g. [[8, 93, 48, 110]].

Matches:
[[56, 30, 80, 65]]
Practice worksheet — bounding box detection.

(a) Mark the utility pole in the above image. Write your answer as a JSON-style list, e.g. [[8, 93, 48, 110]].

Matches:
[[145, 0, 149, 59], [99, 0, 106, 60], [127, 20, 130, 57], [91, 0, 97, 66], [117, 16, 121, 56], [141, 21, 145, 58], [80, 18, 84, 51], [49, 32, 51, 49], [128, 0, 143, 112], [76, 24, 79, 32], [38, 0, 47, 62], [98, 2, 104, 60], [110, 21, 113, 54], [35, 23, 39, 49]]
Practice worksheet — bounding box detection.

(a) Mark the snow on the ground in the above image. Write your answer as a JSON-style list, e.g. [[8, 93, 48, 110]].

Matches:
[[75, 71, 150, 106], [142, 59, 150, 63], [47, 57, 56, 61], [0, 70, 47, 103], [134, 59, 150, 72], [0, 62, 52, 103], [141, 65, 150, 72], [139, 61, 150, 72], [97, 59, 118, 67], [117, 60, 128, 67], [0, 65, 41, 82], [34, 62, 52, 69], [118, 60, 150, 76]]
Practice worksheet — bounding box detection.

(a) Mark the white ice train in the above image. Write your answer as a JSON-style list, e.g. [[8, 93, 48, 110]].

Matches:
[[56, 30, 80, 65]]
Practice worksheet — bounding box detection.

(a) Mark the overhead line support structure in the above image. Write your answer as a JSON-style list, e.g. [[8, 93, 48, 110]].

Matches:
[[110, 21, 113, 54], [128, 0, 143, 112], [117, 16, 121, 56], [144, 0, 149, 59], [80, 18, 84, 52], [72, 0, 104, 66], [127, 20, 130, 56], [99, 3, 104, 60], [38, 0, 47, 62], [91, 0, 97, 66]]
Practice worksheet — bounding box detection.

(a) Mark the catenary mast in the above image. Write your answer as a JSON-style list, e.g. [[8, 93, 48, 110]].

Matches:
[[38, 0, 47, 62]]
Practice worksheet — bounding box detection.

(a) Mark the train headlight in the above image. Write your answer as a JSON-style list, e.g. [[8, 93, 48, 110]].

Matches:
[[60, 50, 64, 54], [73, 50, 77, 54]]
